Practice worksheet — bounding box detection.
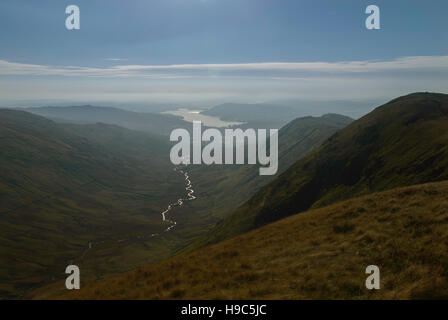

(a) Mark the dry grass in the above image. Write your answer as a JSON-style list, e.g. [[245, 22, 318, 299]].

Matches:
[[59, 181, 448, 300]]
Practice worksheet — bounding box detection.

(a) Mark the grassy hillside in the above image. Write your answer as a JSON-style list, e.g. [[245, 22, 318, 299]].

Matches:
[[60, 181, 448, 300], [0, 110, 185, 299], [203, 93, 448, 244]]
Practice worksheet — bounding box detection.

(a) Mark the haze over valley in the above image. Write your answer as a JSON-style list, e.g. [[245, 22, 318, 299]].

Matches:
[[1, 0, 448, 301]]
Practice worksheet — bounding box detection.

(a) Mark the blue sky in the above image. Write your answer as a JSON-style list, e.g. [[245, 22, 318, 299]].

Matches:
[[0, 0, 447, 108]]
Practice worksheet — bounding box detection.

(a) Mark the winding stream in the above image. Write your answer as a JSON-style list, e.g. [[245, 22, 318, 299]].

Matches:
[[71, 164, 196, 263], [162, 166, 196, 232]]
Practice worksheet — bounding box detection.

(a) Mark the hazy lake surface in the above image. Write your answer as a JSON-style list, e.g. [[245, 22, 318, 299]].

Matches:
[[163, 108, 245, 128]]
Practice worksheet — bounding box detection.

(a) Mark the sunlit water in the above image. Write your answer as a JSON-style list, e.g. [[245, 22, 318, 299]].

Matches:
[[163, 108, 245, 128]]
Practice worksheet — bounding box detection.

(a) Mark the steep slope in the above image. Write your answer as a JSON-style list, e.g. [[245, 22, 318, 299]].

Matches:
[[0, 110, 184, 299], [23, 105, 189, 136], [61, 181, 448, 300], [204, 92, 448, 243], [275, 113, 353, 174]]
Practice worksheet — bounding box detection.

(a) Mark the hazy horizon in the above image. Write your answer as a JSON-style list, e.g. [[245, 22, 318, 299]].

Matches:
[[1, 0, 447, 114]]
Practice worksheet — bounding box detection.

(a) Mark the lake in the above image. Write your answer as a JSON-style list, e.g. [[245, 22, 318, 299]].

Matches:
[[163, 108, 245, 128]]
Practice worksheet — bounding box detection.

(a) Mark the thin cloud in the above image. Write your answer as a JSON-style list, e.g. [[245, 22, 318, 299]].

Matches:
[[0, 56, 447, 79]]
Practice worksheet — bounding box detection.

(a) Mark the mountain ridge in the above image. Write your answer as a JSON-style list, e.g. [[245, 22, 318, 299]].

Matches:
[[20, 105, 190, 136]]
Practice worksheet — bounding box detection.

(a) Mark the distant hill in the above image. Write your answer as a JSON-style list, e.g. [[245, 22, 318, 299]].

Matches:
[[22, 105, 189, 136], [60, 180, 448, 300], [267, 99, 381, 119], [203, 92, 448, 244], [0, 110, 184, 299], [202, 103, 306, 126]]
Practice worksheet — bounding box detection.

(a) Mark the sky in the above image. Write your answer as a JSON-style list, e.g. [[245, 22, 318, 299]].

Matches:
[[0, 0, 447, 109]]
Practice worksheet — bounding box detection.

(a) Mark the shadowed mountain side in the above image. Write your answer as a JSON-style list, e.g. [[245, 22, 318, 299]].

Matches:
[[201, 92, 448, 245], [0, 110, 175, 212], [60, 181, 448, 300]]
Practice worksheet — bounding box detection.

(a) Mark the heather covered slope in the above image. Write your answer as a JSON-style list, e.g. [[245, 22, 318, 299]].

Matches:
[[61, 181, 448, 300], [203, 93, 448, 244]]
